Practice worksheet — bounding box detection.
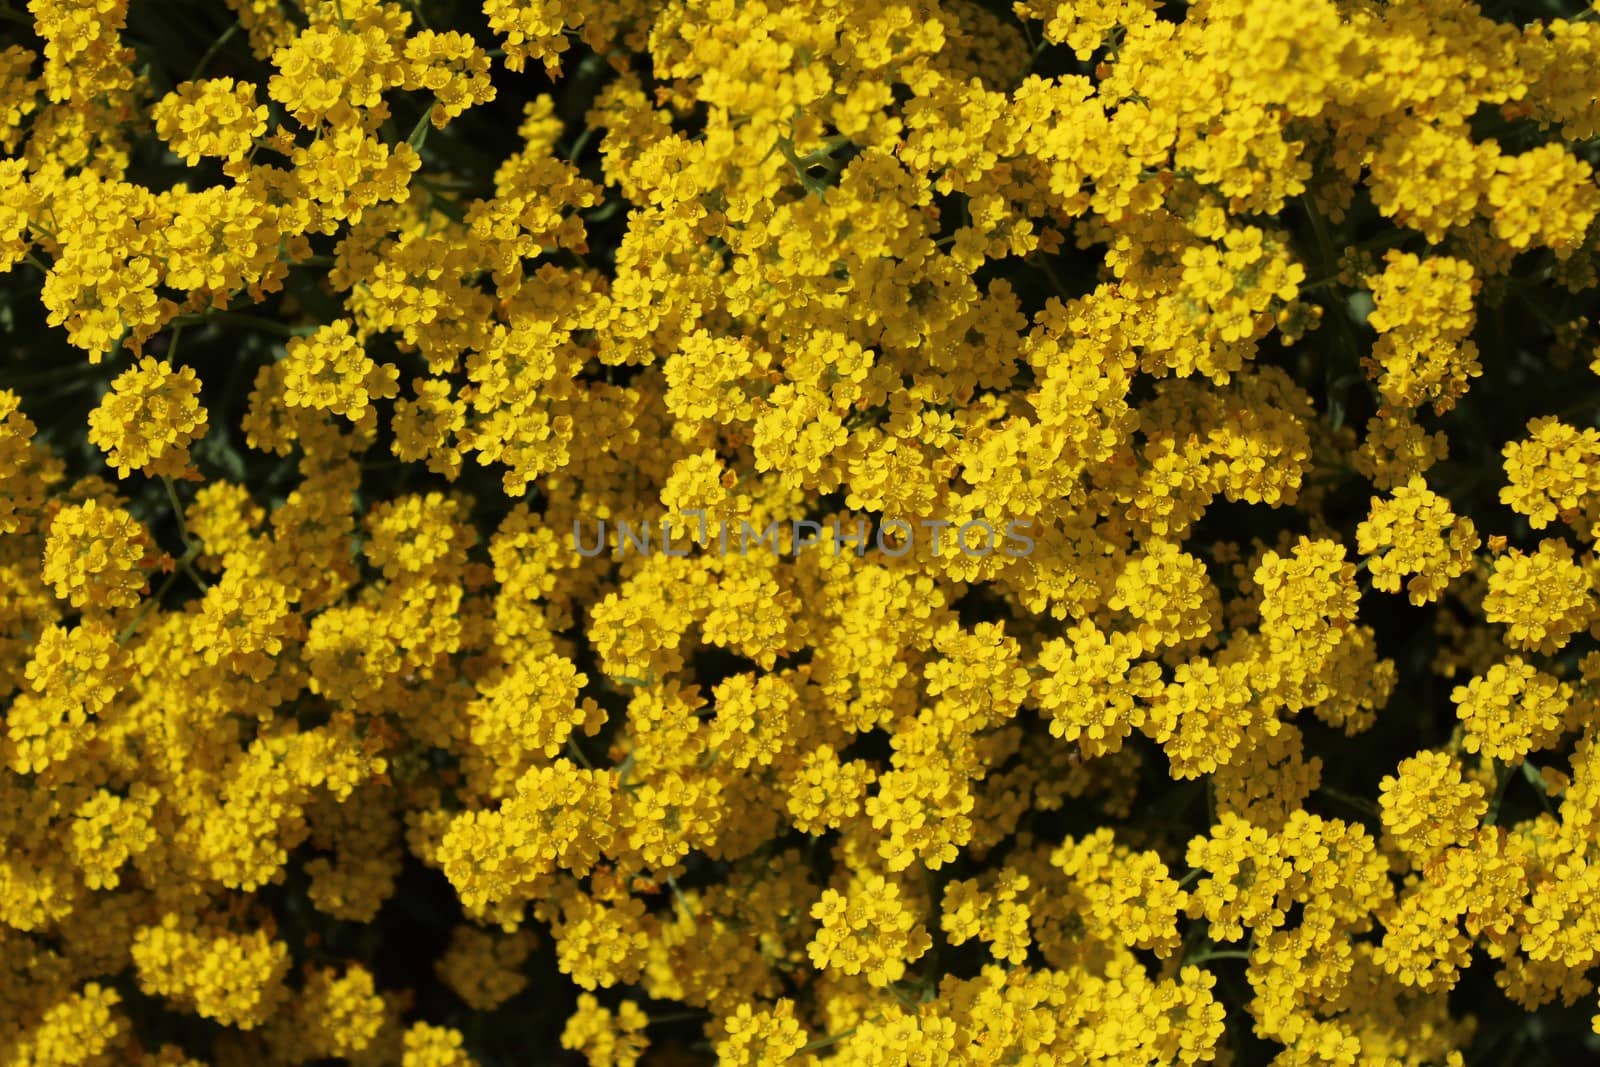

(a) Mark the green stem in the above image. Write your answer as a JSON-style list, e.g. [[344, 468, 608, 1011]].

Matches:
[[1521, 761, 1556, 816], [181, 558, 212, 592], [1299, 193, 1367, 430], [1034, 256, 1070, 301], [666, 873, 696, 920], [161, 475, 193, 546], [1017, 9, 1035, 51], [161, 475, 210, 591], [406, 101, 435, 151], [566, 125, 598, 162], [0, 365, 94, 390], [1011, 39, 1050, 87], [1301, 195, 1340, 285], [794, 134, 852, 165], [775, 137, 835, 196], [116, 543, 199, 644], [1320, 787, 1381, 818], [1349, 228, 1415, 256], [1298, 275, 1344, 292], [187, 22, 241, 83], [797, 1024, 862, 1053], [887, 982, 919, 1009], [1484, 758, 1520, 827]]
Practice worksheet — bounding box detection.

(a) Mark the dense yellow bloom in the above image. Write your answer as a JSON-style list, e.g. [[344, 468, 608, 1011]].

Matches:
[[151, 77, 268, 166], [189, 567, 299, 681], [155, 183, 288, 305], [435, 927, 536, 1011], [281, 319, 401, 422], [1022, 0, 1160, 61], [1500, 415, 1600, 533], [1483, 538, 1597, 654], [5, 0, 1600, 1060], [1364, 252, 1482, 414], [1379, 751, 1487, 865], [1452, 657, 1570, 762], [40, 247, 164, 364], [1354, 410, 1450, 491], [130, 913, 291, 1029], [1185, 814, 1294, 942], [7, 983, 127, 1066], [401, 1022, 478, 1067], [560, 994, 650, 1067], [68, 785, 156, 889], [1356, 476, 1479, 605], [280, 964, 388, 1061], [1033, 619, 1160, 757], [41, 498, 151, 612], [1054, 828, 1188, 956], [268, 21, 406, 129], [784, 744, 874, 834], [87, 357, 208, 478], [1485, 142, 1600, 256], [403, 30, 497, 126], [1108, 538, 1221, 649], [481, 0, 575, 76], [808, 873, 933, 986], [548, 888, 653, 991], [439, 760, 615, 917], [1367, 118, 1490, 242], [714, 998, 809, 1064], [23, 618, 127, 714], [941, 868, 1033, 964], [0, 390, 50, 534]]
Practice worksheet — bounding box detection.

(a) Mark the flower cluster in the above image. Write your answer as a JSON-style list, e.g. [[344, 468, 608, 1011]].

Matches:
[[4, 0, 1600, 1063]]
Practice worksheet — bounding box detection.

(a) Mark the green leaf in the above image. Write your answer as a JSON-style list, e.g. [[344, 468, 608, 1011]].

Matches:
[[407, 103, 434, 152]]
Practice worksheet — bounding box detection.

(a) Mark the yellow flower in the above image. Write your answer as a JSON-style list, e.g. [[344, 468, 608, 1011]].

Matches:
[[151, 78, 268, 166], [1356, 475, 1479, 605], [435, 927, 536, 1012], [1364, 251, 1482, 414], [87, 357, 208, 478], [1379, 751, 1487, 865], [41, 498, 152, 612], [561, 995, 650, 1067], [281, 319, 400, 422], [400, 1022, 478, 1067], [130, 913, 291, 1029], [807, 873, 932, 986], [1483, 538, 1597, 654], [714, 999, 808, 1064], [1454, 657, 1571, 762]]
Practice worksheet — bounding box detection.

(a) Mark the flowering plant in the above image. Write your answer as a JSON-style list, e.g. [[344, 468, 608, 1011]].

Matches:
[[4, 0, 1600, 1062]]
